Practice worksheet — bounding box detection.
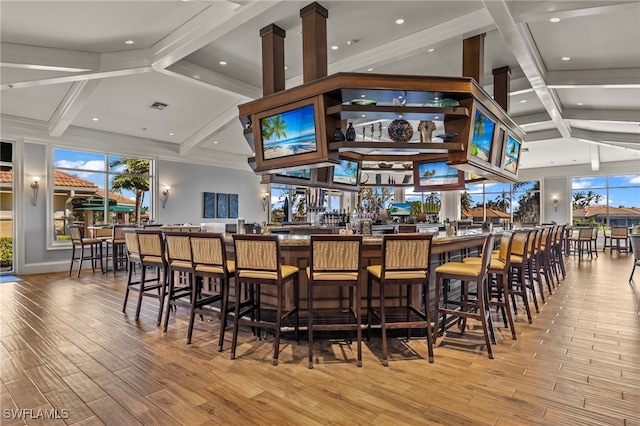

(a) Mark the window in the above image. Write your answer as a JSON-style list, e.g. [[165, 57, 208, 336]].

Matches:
[[571, 174, 640, 227], [52, 148, 152, 243], [462, 180, 540, 224], [1, 141, 14, 272]]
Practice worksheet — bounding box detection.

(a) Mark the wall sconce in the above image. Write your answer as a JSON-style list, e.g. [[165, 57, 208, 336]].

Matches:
[[261, 193, 269, 211], [30, 176, 41, 206], [161, 185, 171, 208], [552, 196, 559, 212]]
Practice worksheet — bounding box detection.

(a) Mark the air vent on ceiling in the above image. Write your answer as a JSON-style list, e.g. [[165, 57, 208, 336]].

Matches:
[[521, 147, 530, 152], [150, 101, 169, 110]]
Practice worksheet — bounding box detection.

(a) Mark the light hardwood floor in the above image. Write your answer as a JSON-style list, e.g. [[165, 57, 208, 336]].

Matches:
[[1, 251, 639, 425]]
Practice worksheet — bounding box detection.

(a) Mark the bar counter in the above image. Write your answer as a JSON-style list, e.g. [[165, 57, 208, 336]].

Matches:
[[223, 233, 489, 312]]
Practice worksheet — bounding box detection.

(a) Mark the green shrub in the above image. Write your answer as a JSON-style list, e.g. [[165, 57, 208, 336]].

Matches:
[[0, 237, 12, 268], [56, 235, 72, 241]]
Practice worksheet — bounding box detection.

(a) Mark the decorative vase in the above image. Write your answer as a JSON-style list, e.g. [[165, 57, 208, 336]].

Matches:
[[345, 122, 356, 141], [333, 127, 346, 142]]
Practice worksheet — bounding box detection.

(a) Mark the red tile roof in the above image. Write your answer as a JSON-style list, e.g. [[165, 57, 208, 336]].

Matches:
[[573, 206, 640, 218], [462, 206, 510, 219], [0, 169, 98, 188], [95, 189, 135, 205]]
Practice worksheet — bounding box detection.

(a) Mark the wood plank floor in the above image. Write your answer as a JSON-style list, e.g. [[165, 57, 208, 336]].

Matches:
[[1, 252, 639, 425]]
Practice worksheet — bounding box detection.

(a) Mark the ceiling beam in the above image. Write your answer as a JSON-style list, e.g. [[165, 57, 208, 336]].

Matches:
[[48, 79, 102, 137], [151, 0, 284, 71], [286, 9, 495, 88], [161, 60, 261, 100], [179, 100, 243, 155], [483, 0, 571, 138], [510, 1, 640, 23], [572, 128, 640, 146], [546, 68, 640, 88], [524, 128, 562, 142], [0, 42, 99, 72], [563, 109, 640, 123]]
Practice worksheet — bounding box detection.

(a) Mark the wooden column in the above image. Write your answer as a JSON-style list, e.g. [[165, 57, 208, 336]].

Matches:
[[492, 66, 511, 112], [260, 24, 286, 96], [462, 33, 486, 86], [300, 2, 328, 83]]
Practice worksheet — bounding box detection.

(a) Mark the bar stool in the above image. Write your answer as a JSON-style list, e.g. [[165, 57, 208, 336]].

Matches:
[[550, 225, 566, 280], [367, 233, 435, 365], [462, 231, 517, 340], [104, 224, 130, 275], [629, 234, 640, 282], [231, 234, 299, 366], [307, 234, 363, 368], [163, 231, 196, 334], [132, 229, 168, 325], [122, 229, 143, 312], [189, 232, 235, 350], [569, 228, 593, 258], [434, 234, 496, 359], [507, 229, 536, 323], [68, 224, 104, 277], [604, 226, 629, 253]]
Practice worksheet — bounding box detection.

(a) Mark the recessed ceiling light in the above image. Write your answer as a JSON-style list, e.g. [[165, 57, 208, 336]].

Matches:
[[434, 116, 440, 120], [284, 65, 289, 70], [361, 94, 366, 98], [395, 18, 405, 24], [219, 61, 227, 65], [550, 17, 561, 23], [169, 132, 174, 136], [561, 57, 571, 61], [331, 45, 339, 50], [367, 68, 374, 72], [124, 40, 135, 45], [92, 117, 99, 121], [361, 114, 366, 117], [428, 48, 435, 52], [520, 99, 527, 103], [577, 102, 584, 106], [214, 141, 218, 144]]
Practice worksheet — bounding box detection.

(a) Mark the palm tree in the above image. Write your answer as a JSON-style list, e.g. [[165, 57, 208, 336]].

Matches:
[[109, 158, 150, 224], [494, 191, 511, 213], [572, 191, 586, 210], [460, 191, 472, 214], [473, 111, 485, 137]]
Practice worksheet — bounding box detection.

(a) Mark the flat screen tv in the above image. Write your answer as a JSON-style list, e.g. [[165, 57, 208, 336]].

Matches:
[[470, 108, 496, 163], [260, 104, 317, 160], [276, 168, 311, 180], [413, 159, 465, 192], [389, 203, 412, 216], [332, 159, 360, 186], [503, 134, 522, 174]]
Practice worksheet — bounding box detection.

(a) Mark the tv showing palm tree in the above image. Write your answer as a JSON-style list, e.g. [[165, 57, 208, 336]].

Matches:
[[504, 135, 521, 174], [332, 159, 359, 185], [260, 104, 318, 160], [470, 109, 496, 162]]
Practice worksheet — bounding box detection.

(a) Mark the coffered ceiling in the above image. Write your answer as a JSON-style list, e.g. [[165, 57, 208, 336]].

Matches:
[[1, 1, 639, 172]]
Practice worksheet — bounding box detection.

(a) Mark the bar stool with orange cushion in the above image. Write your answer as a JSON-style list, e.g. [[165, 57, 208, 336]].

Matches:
[[462, 231, 517, 340], [68, 224, 104, 277], [307, 234, 363, 368], [367, 233, 435, 365], [189, 232, 235, 350], [231, 234, 299, 366], [434, 234, 497, 359], [162, 231, 196, 335], [629, 234, 640, 282], [133, 229, 169, 326], [604, 226, 629, 253]]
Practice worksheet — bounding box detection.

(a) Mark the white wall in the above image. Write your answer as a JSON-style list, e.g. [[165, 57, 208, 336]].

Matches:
[[157, 160, 264, 225], [543, 177, 571, 225]]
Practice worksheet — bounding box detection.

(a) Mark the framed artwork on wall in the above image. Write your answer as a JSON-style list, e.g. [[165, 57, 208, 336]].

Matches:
[[216, 193, 229, 218], [203, 192, 216, 218]]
